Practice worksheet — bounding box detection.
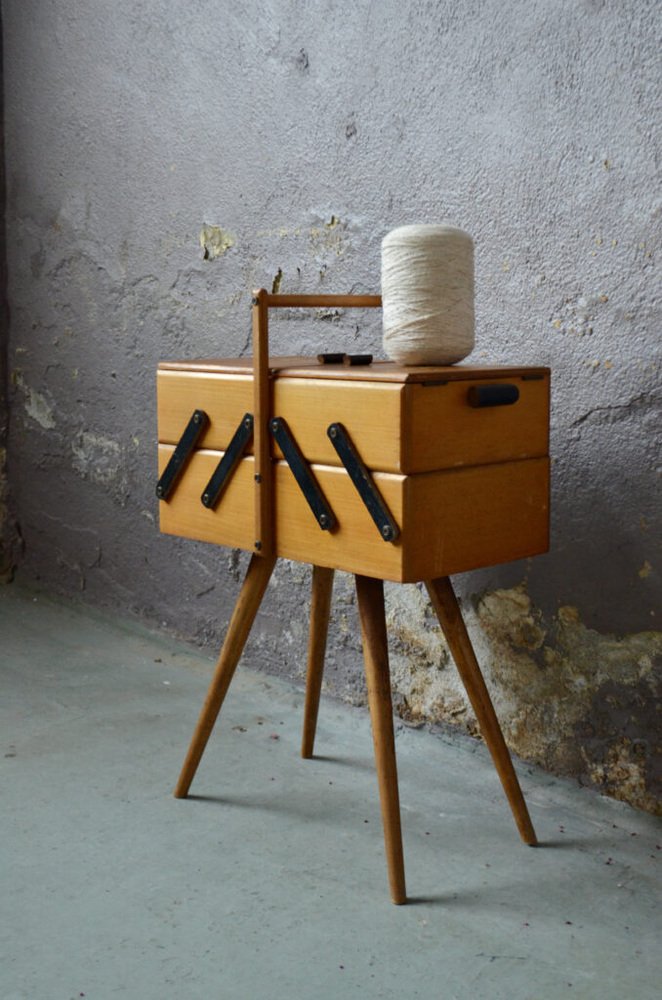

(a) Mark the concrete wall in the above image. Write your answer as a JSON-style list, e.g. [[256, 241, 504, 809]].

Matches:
[[2, 1, 660, 812], [0, 6, 19, 583]]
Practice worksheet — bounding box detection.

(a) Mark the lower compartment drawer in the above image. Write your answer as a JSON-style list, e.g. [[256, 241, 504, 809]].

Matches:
[[158, 446, 549, 583]]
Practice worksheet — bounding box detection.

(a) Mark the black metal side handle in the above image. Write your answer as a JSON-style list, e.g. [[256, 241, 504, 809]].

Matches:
[[156, 409, 209, 501], [467, 383, 520, 408]]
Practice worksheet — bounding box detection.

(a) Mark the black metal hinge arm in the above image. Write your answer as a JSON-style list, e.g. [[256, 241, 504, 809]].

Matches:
[[270, 417, 336, 531], [327, 422, 400, 543], [156, 409, 209, 501], [201, 413, 254, 509]]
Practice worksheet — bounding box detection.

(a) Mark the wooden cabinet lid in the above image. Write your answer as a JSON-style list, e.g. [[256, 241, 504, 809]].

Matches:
[[158, 356, 549, 383]]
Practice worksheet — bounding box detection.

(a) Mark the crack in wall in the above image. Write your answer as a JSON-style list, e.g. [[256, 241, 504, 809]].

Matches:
[[571, 392, 658, 429]]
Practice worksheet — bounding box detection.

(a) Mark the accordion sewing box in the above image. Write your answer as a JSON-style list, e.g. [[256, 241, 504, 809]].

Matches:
[[155, 291, 550, 904], [156, 355, 549, 578]]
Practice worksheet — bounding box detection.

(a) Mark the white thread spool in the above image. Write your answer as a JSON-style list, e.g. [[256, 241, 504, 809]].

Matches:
[[381, 224, 475, 366]]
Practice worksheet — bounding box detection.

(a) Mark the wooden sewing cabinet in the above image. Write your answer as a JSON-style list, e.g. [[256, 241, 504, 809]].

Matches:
[[157, 292, 550, 903]]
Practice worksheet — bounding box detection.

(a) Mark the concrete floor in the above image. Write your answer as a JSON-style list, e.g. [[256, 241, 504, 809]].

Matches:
[[1, 584, 661, 1000]]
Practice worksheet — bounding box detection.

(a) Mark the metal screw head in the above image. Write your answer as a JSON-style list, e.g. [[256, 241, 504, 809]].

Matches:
[[244, 416, 253, 429], [254, 540, 262, 551], [382, 525, 394, 541], [254, 473, 262, 484], [328, 424, 337, 439], [156, 485, 164, 498], [319, 513, 329, 528], [202, 493, 210, 506], [193, 412, 201, 424], [251, 296, 259, 306], [270, 418, 280, 432]]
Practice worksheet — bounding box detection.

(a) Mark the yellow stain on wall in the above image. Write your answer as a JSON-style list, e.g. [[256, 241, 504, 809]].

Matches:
[[199, 224, 235, 260]]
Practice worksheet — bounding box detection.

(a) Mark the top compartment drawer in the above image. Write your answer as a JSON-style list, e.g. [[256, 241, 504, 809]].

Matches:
[[401, 374, 549, 472], [157, 363, 549, 474]]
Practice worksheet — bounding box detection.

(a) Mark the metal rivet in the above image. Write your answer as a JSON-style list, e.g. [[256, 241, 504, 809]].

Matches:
[[319, 514, 329, 528], [193, 413, 201, 424], [382, 525, 393, 540], [254, 540, 262, 551], [202, 493, 210, 506], [251, 296, 259, 306], [244, 416, 252, 429], [156, 486, 164, 498], [270, 418, 279, 432], [329, 425, 337, 439], [254, 474, 262, 484]]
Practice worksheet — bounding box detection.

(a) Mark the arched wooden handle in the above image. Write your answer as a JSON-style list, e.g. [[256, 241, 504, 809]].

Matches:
[[250, 291, 382, 558]]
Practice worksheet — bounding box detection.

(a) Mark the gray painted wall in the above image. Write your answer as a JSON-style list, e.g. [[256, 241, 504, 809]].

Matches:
[[0, 5, 19, 583], [3, 1, 660, 811]]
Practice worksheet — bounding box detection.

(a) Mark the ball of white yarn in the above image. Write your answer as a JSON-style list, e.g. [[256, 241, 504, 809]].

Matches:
[[381, 224, 475, 366]]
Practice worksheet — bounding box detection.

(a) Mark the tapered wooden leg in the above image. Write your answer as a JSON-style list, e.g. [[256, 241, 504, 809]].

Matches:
[[426, 576, 538, 846], [355, 575, 407, 905], [301, 565, 335, 759], [174, 553, 277, 798]]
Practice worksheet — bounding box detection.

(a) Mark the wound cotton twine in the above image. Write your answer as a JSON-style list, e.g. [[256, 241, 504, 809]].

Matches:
[[381, 224, 475, 366]]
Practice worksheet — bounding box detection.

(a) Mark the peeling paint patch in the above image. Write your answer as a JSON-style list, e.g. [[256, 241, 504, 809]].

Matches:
[[473, 585, 662, 814], [386, 582, 662, 814], [584, 737, 652, 811], [310, 215, 348, 259], [15, 374, 56, 429], [199, 224, 235, 260], [71, 432, 123, 486], [549, 292, 609, 338], [386, 584, 461, 725]]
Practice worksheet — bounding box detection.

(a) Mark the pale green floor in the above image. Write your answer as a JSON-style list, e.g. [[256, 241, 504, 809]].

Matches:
[[1, 584, 661, 1000]]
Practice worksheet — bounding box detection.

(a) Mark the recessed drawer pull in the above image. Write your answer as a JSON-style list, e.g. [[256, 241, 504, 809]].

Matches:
[[467, 384, 520, 408], [201, 413, 254, 510], [156, 409, 209, 501], [327, 422, 400, 543], [270, 417, 337, 531]]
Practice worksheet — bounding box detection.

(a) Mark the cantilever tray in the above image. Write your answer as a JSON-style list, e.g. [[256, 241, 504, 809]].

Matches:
[[157, 352, 550, 582]]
